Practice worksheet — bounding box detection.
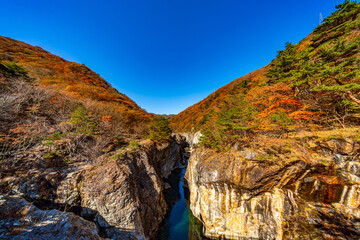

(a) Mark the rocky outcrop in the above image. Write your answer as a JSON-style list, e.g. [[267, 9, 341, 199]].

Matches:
[[0, 137, 186, 239], [186, 140, 360, 239], [53, 138, 187, 239], [0, 194, 102, 239], [146, 136, 187, 178], [176, 132, 202, 151], [79, 151, 166, 240]]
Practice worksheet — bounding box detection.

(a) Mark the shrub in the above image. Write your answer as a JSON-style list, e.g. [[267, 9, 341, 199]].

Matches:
[[269, 109, 293, 133], [128, 140, 140, 149], [0, 61, 28, 77], [199, 127, 221, 149], [67, 106, 98, 135], [112, 152, 124, 159]]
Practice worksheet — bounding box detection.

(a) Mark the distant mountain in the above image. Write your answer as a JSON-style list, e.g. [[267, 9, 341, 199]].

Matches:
[[152, 113, 176, 119], [170, 0, 360, 148]]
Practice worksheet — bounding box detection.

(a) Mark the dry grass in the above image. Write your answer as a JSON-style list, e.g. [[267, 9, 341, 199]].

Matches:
[[289, 127, 360, 140]]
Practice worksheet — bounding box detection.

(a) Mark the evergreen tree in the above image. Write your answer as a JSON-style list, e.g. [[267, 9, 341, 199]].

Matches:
[[68, 106, 98, 135], [149, 116, 172, 141], [199, 96, 257, 150], [216, 96, 256, 145], [266, 42, 299, 84], [266, 0, 360, 106]]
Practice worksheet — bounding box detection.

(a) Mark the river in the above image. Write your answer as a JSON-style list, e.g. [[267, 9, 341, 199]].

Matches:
[[157, 161, 204, 240]]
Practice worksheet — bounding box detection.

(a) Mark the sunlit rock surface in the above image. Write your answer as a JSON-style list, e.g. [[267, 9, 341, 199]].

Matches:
[[186, 141, 360, 239], [177, 132, 202, 150], [0, 194, 102, 239]]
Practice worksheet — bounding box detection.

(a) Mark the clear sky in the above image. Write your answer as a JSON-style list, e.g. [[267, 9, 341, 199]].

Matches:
[[1, 0, 343, 114]]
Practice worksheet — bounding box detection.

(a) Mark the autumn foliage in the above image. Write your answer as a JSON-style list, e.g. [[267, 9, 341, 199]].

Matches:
[[171, 0, 360, 149], [0, 35, 156, 167], [0, 36, 151, 133]]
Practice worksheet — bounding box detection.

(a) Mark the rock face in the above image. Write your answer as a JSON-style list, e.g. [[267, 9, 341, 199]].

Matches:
[[78, 151, 166, 240], [186, 141, 360, 239], [0, 194, 102, 240], [147, 137, 187, 178], [54, 139, 187, 239], [176, 132, 202, 150], [0, 137, 186, 239]]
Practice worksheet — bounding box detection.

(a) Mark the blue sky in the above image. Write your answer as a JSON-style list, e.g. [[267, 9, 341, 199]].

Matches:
[[1, 0, 343, 114]]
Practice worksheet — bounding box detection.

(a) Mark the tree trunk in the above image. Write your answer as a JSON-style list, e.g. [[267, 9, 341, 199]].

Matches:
[[347, 90, 360, 105]]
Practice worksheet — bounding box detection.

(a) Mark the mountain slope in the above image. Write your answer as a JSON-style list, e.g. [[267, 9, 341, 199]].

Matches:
[[0, 36, 151, 129], [170, 0, 360, 148], [0, 35, 155, 171], [170, 66, 269, 132]]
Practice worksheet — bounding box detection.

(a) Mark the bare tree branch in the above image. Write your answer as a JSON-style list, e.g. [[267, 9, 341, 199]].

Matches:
[[347, 90, 360, 105]]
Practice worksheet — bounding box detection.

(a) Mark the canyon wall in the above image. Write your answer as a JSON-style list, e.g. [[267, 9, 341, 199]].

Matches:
[[0, 136, 186, 240], [186, 138, 360, 239]]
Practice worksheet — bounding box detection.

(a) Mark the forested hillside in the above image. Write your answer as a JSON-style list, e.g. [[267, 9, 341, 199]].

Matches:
[[0, 36, 154, 171], [170, 0, 360, 149], [0, 36, 151, 131]]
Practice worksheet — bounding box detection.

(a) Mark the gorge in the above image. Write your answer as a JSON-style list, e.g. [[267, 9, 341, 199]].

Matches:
[[1, 1, 360, 239], [2, 130, 360, 239]]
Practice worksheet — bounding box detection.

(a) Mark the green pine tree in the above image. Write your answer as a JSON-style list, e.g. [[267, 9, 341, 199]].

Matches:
[[149, 116, 172, 141]]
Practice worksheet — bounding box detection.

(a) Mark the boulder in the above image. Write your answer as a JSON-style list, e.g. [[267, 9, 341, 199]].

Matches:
[[0, 194, 102, 240]]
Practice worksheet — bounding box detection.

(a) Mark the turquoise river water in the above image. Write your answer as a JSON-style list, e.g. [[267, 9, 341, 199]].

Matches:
[[157, 166, 204, 240]]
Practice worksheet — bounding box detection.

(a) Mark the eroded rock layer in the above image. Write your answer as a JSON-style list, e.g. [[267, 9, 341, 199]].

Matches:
[[0, 136, 187, 239], [186, 139, 360, 239]]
